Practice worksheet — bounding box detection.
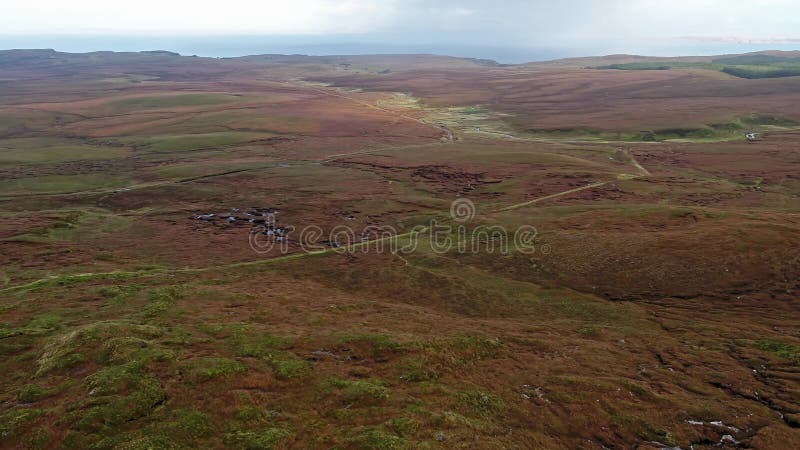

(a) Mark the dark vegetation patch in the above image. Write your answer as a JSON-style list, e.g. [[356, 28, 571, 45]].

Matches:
[[595, 55, 800, 79]]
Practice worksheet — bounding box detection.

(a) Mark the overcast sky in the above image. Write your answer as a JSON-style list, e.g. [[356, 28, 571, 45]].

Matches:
[[2, 0, 798, 61]]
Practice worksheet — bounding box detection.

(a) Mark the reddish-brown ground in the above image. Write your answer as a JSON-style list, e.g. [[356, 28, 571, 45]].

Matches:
[[0, 50, 798, 449]]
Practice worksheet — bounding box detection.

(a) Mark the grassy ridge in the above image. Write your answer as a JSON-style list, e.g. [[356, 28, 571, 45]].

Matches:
[[524, 114, 800, 142], [595, 56, 800, 79]]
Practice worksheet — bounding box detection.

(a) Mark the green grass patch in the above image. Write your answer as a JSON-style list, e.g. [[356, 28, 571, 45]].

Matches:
[[0, 173, 130, 195], [141, 286, 185, 318], [67, 336, 172, 436], [608, 408, 669, 443], [104, 93, 241, 112], [0, 141, 129, 165], [161, 408, 215, 441], [713, 54, 794, 65], [228, 327, 294, 357], [2, 270, 150, 295], [398, 356, 440, 382], [741, 114, 799, 127], [0, 408, 44, 440], [350, 427, 411, 449], [163, 110, 319, 135], [0, 109, 77, 135], [265, 353, 312, 380], [0, 311, 64, 339], [224, 427, 293, 449], [234, 406, 279, 424], [457, 390, 505, 418], [460, 106, 488, 115], [594, 57, 800, 79], [79, 428, 184, 450], [722, 66, 800, 79], [336, 333, 403, 359], [96, 285, 142, 306], [180, 357, 247, 381], [756, 340, 800, 364], [100, 335, 172, 364], [116, 132, 271, 154], [415, 334, 502, 368], [521, 125, 745, 142], [16, 384, 50, 403], [73, 364, 167, 432], [322, 378, 390, 405], [594, 61, 716, 71], [36, 321, 164, 375], [388, 417, 419, 438]]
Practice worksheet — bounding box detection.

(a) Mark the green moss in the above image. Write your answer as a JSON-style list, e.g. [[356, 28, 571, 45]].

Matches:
[[96, 285, 141, 306], [101, 336, 154, 363], [36, 330, 88, 375], [352, 428, 411, 449], [181, 357, 247, 380], [164, 409, 214, 440], [110, 434, 182, 450], [577, 326, 602, 337], [388, 417, 418, 438], [17, 384, 49, 403], [36, 322, 164, 375], [265, 353, 312, 380], [0, 312, 64, 340], [3, 271, 147, 295], [24, 426, 52, 449], [458, 390, 505, 418], [234, 406, 278, 424], [330, 407, 355, 421], [0, 408, 44, 438], [73, 364, 167, 432], [229, 329, 294, 357], [47, 322, 174, 434], [757, 340, 800, 364], [142, 286, 185, 318], [399, 356, 440, 382], [323, 378, 390, 404], [415, 334, 502, 368], [26, 312, 64, 331], [337, 333, 402, 358], [608, 409, 664, 442], [224, 427, 293, 449], [431, 410, 483, 429]]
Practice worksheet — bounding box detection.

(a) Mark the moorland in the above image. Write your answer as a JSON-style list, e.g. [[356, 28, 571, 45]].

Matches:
[[0, 49, 799, 449]]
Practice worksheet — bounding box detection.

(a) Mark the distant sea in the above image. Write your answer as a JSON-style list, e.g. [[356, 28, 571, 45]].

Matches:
[[1, 35, 798, 64]]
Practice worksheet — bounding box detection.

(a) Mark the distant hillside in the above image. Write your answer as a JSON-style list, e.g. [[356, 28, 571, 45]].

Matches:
[[0, 49, 498, 81], [232, 53, 501, 71], [576, 50, 800, 79], [3, 48, 800, 80], [524, 53, 714, 69]]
